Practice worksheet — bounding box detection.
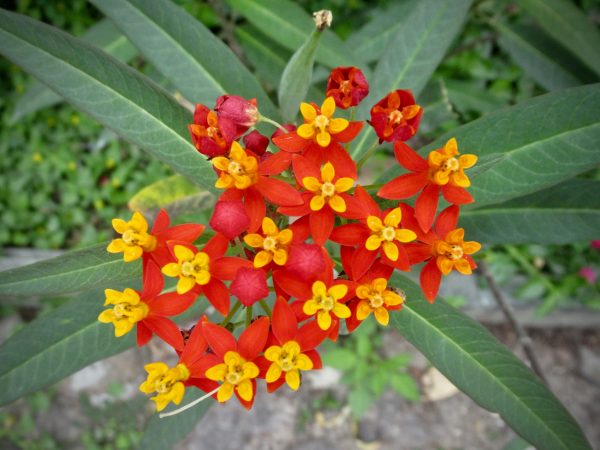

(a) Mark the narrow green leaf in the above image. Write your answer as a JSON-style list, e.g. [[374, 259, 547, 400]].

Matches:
[[496, 22, 594, 92], [345, 0, 419, 64], [350, 0, 472, 160], [460, 179, 600, 244], [519, 0, 600, 77], [0, 243, 139, 297], [90, 0, 278, 118], [390, 274, 592, 450], [378, 84, 600, 208], [445, 79, 507, 114], [225, 0, 355, 68], [0, 289, 135, 406], [0, 9, 213, 189], [11, 19, 138, 123], [140, 392, 212, 450], [128, 175, 214, 218], [278, 29, 322, 121]]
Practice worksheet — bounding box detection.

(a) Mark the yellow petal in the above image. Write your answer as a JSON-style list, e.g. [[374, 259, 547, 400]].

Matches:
[[316, 130, 331, 147], [373, 307, 390, 326], [463, 241, 482, 254], [321, 97, 335, 118], [356, 300, 372, 321], [328, 195, 346, 213], [297, 123, 315, 139], [451, 170, 471, 188], [272, 248, 288, 266], [303, 299, 320, 315], [312, 280, 327, 296], [295, 354, 313, 371], [112, 218, 128, 234], [428, 150, 445, 167], [264, 345, 282, 362], [384, 208, 402, 227], [373, 278, 387, 293], [195, 270, 211, 285], [229, 141, 245, 160], [321, 162, 335, 182], [212, 156, 230, 171], [436, 256, 454, 276], [383, 241, 399, 261], [215, 174, 233, 189], [332, 302, 351, 319], [395, 229, 417, 243], [455, 258, 472, 275], [98, 309, 115, 324], [300, 102, 317, 121], [302, 176, 322, 192], [123, 246, 143, 262], [329, 117, 349, 134], [433, 170, 450, 185], [217, 382, 234, 402], [174, 245, 194, 262], [459, 154, 478, 169], [317, 310, 332, 330], [446, 228, 464, 243], [243, 233, 264, 248], [365, 234, 382, 251], [254, 250, 273, 268], [162, 262, 180, 278], [177, 277, 196, 294], [334, 177, 354, 193], [285, 369, 301, 391], [356, 285, 371, 300], [242, 362, 259, 379], [266, 363, 283, 383], [277, 229, 293, 245], [262, 217, 278, 235], [383, 291, 403, 306], [328, 284, 348, 300], [366, 215, 383, 232], [107, 239, 124, 253], [205, 363, 227, 381], [236, 379, 254, 401], [444, 137, 458, 156], [310, 195, 325, 211]]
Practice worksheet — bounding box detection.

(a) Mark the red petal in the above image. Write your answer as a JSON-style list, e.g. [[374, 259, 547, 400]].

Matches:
[[244, 188, 266, 233], [327, 319, 340, 341], [277, 193, 311, 217], [378, 172, 428, 199], [211, 256, 252, 280], [354, 186, 381, 217], [292, 154, 320, 183], [141, 260, 164, 300], [346, 302, 362, 333], [415, 183, 440, 232], [359, 259, 393, 283], [420, 258, 442, 303], [181, 318, 209, 366], [435, 205, 460, 239], [309, 207, 334, 246], [289, 214, 311, 242], [202, 279, 230, 315], [272, 270, 313, 299], [404, 243, 433, 265], [442, 185, 474, 205], [230, 267, 269, 306], [266, 377, 286, 393], [162, 223, 204, 244], [296, 320, 328, 350], [333, 121, 363, 142], [238, 316, 270, 361], [235, 379, 256, 409], [381, 243, 411, 271], [304, 349, 323, 369], [151, 209, 170, 234], [137, 322, 153, 347], [272, 298, 297, 344], [256, 177, 303, 207], [394, 141, 428, 171], [340, 245, 355, 279], [202, 321, 237, 358], [330, 223, 370, 246], [272, 132, 308, 153], [145, 316, 184, 351], [148, 291, 196, 316], [351, 245, 378, 280], [327, 143, 357, 179], [258, 150, 292, 175], [187, 353, 221, 378], [202, 232, 229, 259]]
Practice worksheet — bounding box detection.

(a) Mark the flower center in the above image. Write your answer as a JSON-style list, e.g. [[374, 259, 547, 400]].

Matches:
[[321, 181, 336, 197], [316, 294, 335, 311], [263, 236, 277, 251], [225, 366, 243, 385], [369, 293, 385, 309], [314, 114, 329, 131], [381, 226, 396, 241], [180, 252, 210, 279], [442, 157, 459, 172], [122, 229, 156, 251], [228, 160, 244, 175], [388, 110, 404, 125], [153, 364, 189, 394], [340, 80, 352, 95], [447, 244, 464, 260]]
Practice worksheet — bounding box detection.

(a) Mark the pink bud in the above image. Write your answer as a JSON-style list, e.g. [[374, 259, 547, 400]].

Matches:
[[209, 200, 250, 239], [285, 243, 326, 280], [579, 267, 597, 285], [243, 130, 269, 156], [591, 240, 600, 250], [215, 95, 258, 136], [230, 267, 269, 306]]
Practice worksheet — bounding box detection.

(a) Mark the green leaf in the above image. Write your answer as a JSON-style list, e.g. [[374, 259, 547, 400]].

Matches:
[[140, 391, 212, 450], [0, 289, 135, 406], [225, 0, 355, 68], [350, 0, 472, 160], [460, 179, 600, 244], [348, 387, 374, 419], [0, 9, 214, 189], [445, 79, 507, 115], [11, 19, 138, 123], [378, 84, 600, 208], [323, 348, 358, 371], [278, 29, 322, 121], [0, 243, 139, 297], [345, 0, 419, 64], [390, 373, 420, 401], [390, 273, 592, 450], [495, 22, 593, 92], [519, 0, 600, 77], [128, 175, 214, 218], [89, 0, 278, 118]]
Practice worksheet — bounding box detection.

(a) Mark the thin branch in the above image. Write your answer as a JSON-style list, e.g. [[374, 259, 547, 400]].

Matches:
[[479, 260, 549, 385]]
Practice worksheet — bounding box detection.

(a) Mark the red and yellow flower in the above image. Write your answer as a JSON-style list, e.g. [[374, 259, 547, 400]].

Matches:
[[326, 66, 369, 109], [243, 217, 294, 268], [188, 104, 237, 157], [369, 89, 422, 143]]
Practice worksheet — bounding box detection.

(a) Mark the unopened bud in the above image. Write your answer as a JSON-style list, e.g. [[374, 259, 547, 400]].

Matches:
[[313, 10, 332, 31]]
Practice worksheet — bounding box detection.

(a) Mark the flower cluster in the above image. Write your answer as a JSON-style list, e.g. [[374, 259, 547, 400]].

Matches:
[[102, 65, 481, 414]]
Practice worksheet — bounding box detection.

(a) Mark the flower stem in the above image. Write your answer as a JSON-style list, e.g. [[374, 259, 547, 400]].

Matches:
[[259, 114, 288, 133], [220, 301, 242, 327], [360, 183, 384, 191], [245, 305, 253, 326], [159, 386, 221, 418], [259, 299, 272, 316], [356, 139, 380, 170]]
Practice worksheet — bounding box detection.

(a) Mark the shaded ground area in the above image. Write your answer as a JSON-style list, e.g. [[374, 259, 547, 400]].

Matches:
[[2, 314, 598, 450]]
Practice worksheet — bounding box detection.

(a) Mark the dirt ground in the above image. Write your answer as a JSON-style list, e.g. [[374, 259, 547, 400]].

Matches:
[[2, 314, 598, 450]]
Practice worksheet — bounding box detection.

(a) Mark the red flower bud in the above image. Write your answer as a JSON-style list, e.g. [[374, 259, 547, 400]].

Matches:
[[230, 267, 269, 306], [215, 95, 259, 137], [369, 90, 422, 143], [188, 104, 236, 157], [285, 243, 326, 280], [209, 200, 250, 239], [326, 66, 369, 109], [243, 130, 269, 156]]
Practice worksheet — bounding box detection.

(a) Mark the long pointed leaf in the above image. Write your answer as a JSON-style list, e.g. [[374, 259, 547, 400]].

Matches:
[[0, 243, 139, 297], [460, 179, 600, 244], [0, 9, 213, 189], [350, 0, 472, 159], [378, 84, 600, 208], [90, 0, 278, 118], [391, 274, 592, 449]]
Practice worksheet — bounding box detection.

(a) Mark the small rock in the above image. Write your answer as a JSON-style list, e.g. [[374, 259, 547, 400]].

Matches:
[[421, 367, 459, 401], [580, 346, 600, 384]]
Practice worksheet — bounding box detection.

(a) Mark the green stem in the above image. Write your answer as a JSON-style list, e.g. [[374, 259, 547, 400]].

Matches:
[[220, 301, 242, 327], [360, 183, 384, 191], [245, 305, 253, 327], [259, 114, 288, 133], [356, 139, 380, 170], [259, 299, 272, 316]]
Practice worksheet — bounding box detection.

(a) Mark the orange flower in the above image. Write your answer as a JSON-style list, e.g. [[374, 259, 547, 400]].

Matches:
[[188, 104, 236, 157], [326, 66, 369, 109], [369, 90, 422, 143]]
